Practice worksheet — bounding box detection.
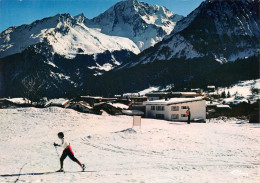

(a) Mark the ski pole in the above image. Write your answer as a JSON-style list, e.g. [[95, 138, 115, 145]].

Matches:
[[54, 145, 60, 158]]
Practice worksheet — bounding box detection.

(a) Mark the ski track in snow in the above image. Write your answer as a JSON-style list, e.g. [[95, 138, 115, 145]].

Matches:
[[0, 107, 259, 183]]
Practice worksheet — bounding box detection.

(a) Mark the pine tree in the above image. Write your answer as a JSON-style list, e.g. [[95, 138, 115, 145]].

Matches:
[[221, 91, 226, 98], [227, 91, 231, 98]]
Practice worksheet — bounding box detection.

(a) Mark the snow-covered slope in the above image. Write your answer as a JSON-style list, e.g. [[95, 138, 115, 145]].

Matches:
[[0, 107, 259, 183], [85, 0, 183, 51], [0, 13, 140, 59], [217, 79, 260, 100], [118, 0, 260, 69]]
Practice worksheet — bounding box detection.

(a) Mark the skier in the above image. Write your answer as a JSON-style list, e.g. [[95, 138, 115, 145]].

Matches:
[[186, 107, 191, 124], [54, 132, 85, 172]]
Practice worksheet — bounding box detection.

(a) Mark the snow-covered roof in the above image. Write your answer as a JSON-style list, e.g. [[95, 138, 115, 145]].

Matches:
[[144, 97, 204, 105], [108, 103, 128, 109], [216, 105, 231, 109], [146, 92, 170, 95], [49, 98, 69, 105], [81, 96, 102, 99], [146, 92, 199, 96], [6, 98, 29, 104], [171, 92, 198, 95], [122, 110, 144, 115], [223, 98, 234, 104], [123, 93, 140, 97], [76, 101, 93, 109]]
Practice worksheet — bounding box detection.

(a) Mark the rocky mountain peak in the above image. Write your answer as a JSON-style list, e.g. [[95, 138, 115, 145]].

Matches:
[[74, 13, 87, 24], [85, 0, 183, 51]]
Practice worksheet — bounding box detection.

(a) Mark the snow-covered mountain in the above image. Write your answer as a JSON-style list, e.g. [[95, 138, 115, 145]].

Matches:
[[0, 13, 140, 59], [85, 0, 183, 51], [0, 13, 140, 98], [118, 0, 260, 69], [0, 0, 183, 98], [1, 0, 259, 98], [0, 13, 139, 98]]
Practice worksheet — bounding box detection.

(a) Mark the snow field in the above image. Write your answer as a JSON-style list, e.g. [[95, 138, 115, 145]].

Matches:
[[0, 107, 259, 183]]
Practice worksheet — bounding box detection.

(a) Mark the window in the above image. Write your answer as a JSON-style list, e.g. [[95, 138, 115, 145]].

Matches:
[[151, 106, 155, 110], [181, 114, 187, 117], [171, 114, 179, 119], [171, 106, 179, 111], [181, 106, 189, 109], [156, 106, 165, 111], [156, 114, 165, 119]]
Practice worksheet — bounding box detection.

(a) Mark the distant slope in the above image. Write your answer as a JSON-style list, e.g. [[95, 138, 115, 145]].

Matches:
[[83, 56, 259, 97]]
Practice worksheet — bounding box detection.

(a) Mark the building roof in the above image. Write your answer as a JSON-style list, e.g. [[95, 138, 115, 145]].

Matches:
[[81, 96, 102, 99], [6, 98, 29, 104], [122, 110, 144, 116], [216, 105, 231, 109], [171, 92, 198, 95], [144, 97, 204, 105], [146, 91, 199, 97], [108, 103, 128, 109]]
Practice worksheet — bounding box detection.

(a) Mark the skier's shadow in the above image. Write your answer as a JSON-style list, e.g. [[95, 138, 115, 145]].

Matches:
[[0, 171, 95, 177], [0, 171, 58, 177]]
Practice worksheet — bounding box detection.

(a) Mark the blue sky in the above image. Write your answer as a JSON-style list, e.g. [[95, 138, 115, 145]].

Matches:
[[0, 0, 204, 32]]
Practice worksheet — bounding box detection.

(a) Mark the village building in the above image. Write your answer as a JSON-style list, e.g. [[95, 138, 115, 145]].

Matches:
[[0, 98, 20, 108], [93, 102, 129, 115], [207, 86, 216, 93], [70, 101, 93, 113], [144, 97, 206, 122], [191, 88, 204, 95], [80, 96, 103, 106], [146, 92, 200, 101], [45, 98, 70, 108], [81, 96, 119, 106]]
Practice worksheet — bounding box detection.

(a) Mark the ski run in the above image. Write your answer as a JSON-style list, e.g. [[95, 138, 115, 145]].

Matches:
[[0, 107, 259, 183]]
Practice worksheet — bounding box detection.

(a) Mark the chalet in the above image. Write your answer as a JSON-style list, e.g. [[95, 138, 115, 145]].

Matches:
[[80, 96, 117, 106], [70, 101, 93, 113], [80, 96, 103, 106], [144, 97, 206, 122], [94, 102, 128, 115]]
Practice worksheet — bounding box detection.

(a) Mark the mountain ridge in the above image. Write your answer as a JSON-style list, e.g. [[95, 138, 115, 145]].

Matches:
[[0, 13, 140, 59]]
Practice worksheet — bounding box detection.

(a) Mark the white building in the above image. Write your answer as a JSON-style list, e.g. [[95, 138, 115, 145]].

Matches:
[[144, 97, 206, 122]]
